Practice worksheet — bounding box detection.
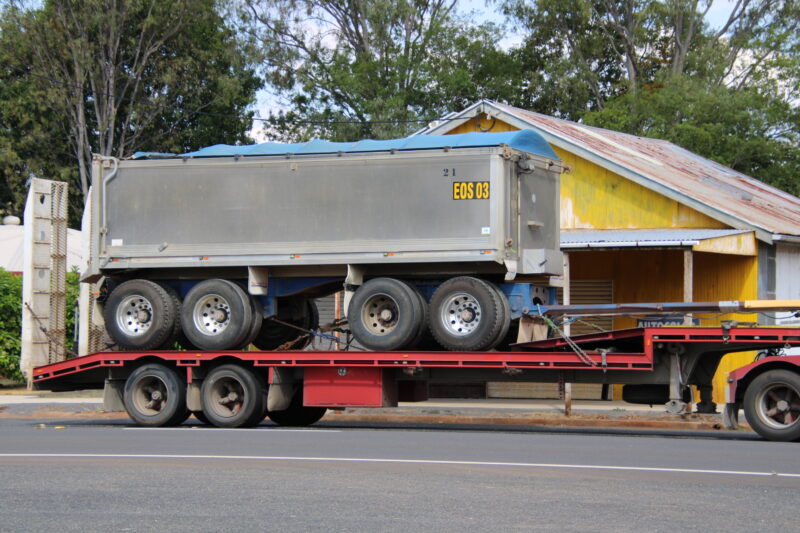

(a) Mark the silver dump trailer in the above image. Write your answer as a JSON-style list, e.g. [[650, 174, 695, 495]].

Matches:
[[83, 130, 566, 354]]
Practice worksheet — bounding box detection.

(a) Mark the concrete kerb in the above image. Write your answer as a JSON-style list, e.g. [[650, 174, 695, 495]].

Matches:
[[0, 391, 751, 434]]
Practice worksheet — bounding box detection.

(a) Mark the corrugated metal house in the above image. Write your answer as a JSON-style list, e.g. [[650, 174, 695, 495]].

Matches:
[[417, 100, 800, 404]]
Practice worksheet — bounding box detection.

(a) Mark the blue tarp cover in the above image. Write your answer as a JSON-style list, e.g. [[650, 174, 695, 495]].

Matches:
[[132, 130, 559, 160]]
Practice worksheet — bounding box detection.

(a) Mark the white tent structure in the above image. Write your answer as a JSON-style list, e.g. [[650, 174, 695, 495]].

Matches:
[[0, 222, 82, 274]]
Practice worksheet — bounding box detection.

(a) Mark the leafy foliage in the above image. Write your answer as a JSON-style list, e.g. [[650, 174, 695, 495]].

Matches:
[[584, 76, 800, 195], [0, 268, 23, 381], [502, 0, 800, 194], [0, 268, 80, 383], [243, 0, 515, 140], [65, 270, 81, 355], [0, 0, 261, 224]]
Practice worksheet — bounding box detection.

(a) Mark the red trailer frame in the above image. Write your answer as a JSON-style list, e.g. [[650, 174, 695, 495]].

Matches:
[[33, 325, 800, 388], [30, 326, 800, 440]]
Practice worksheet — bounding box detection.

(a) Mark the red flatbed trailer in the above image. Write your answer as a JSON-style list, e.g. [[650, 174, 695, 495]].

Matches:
[[30, 326, 800, 441]]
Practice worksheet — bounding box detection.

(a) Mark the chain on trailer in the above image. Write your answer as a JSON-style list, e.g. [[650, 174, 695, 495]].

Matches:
[[267, 316, 357, 351], [532, 304, 604, 370]]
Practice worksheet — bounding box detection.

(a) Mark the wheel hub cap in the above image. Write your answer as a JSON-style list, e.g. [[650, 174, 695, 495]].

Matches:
[[116, 294, 154, 337], [209, 377, 245, 418], [132, 376, 167, 416], [757, 383, 800, 429], [440, 293, 482, 337], [361, 293, 399, 336], [460, 308, 477, 323], [193, 294, 232, 336]]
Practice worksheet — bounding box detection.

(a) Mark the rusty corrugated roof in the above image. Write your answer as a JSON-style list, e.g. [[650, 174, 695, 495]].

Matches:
[[422, 100, 800, 240]]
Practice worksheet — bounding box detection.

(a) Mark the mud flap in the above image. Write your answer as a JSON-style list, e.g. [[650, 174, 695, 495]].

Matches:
[[268, 367, 296, 412], [102, 379, 125, 412], [722, 402, 740, 430]]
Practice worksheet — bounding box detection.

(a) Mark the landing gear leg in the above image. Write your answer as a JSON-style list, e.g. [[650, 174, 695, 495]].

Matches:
[[665, 345, 688, 415], [696, 384, 717, 414]]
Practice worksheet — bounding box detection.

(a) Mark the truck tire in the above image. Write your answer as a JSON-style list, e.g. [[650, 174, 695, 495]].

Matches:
[[239, 293, 264, 349], [267, 388, 327, 427], [348, 278, 425, 351], [157, 282, 182, 349], [398, 281, 429, 349], [201, 364, 266, 428], [429, 277, 509, 351], [104, 279, 180, 350], [123, 363, 188, 427], [488, 283, 512, 350], [743, 369, 800, 442], [192, 410, 209, 424], [181, 279, 253, 351], [253, 299, 318, 351]]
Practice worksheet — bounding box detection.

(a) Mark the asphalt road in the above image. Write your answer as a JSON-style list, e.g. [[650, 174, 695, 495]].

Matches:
[[1, 418, 798, 532]]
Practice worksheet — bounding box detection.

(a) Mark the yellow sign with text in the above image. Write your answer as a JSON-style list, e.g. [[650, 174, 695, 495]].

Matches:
[[452, 181, 490, 200]]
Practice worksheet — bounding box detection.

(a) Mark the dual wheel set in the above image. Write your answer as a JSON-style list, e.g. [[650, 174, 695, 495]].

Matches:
[[105, 275, 515, 353], [104, 278, 316, 351], [347, 276, 512, 352], [124, 362, 325, 428]]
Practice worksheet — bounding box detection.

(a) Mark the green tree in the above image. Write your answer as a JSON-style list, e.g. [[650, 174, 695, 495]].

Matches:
[[243, 0, 514, 141], [1, 0, 261, 222], [584, 76, 800, 195], [501, 0, 800, 195], [0, 12, 79, 221], [0, 268, 23, 382], [0, 268, 80, 383]]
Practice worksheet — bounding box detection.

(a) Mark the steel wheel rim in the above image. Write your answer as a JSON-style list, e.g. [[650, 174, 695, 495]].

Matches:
[[116, 294, 154, 337], [361, 293, 400, 336], [755, 382, 800, 430], [208, 376, 246, 419], [440, 292, 482, 337], [132, 375, 169, 416], [193, 293, 232, 336]]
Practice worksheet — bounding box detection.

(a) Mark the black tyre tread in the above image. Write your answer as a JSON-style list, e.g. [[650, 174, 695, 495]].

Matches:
[[429, 276, 506, 352], [743, 369, 800, 442], [123, 363, 187, 427], [180, 279, 252, 351], [176, 330, 199, 351], [200, 364, 266, 428], [347, 277, 423, 351], [219, 279, 255, 349], [239, 293, 264, 349], [173, 409, 192, 425], [156, 282, 182, 349], [399, 281, 429, 349], [268, 406, 327, 427], [253, 298, 318, 351], [104, 279, 178, 350], [488, 283, 513, 351], [267, 388, 327, 427]]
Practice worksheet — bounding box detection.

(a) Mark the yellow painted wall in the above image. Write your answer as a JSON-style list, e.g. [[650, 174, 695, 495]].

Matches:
[[569, 250, 758, 403], [693, 252, 759, 403], [445, 115, 759, 403], [555, 148, 728, 230], [446, 117, 726, 230], [693, 232, 757, 256]]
